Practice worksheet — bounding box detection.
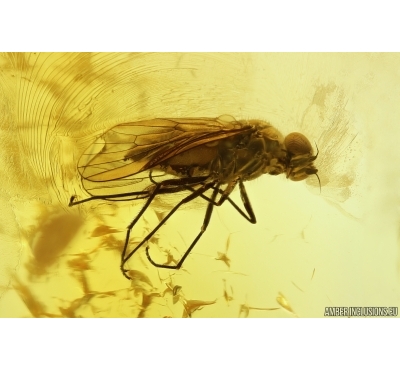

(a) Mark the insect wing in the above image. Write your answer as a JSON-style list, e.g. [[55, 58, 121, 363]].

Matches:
[[78, 116, 251, 196]]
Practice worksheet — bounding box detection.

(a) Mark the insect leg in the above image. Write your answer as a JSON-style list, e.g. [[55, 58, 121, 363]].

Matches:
[[69, 191, 151, 206], [121, 178, 216, 279], [236, 179, 256, 223], [145, 184, 220, 269], [149, 171, 209, 192], [182, 179, 256, 223], [199, 179, 256, 223], [120, 183, 164, 279]]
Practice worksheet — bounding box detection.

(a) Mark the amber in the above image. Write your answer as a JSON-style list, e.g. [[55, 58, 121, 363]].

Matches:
[[1, 53, 399, 317]]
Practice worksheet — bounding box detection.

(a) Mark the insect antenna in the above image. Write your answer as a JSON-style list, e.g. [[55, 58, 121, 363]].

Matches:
[[314, 142, 319, 159], [315, 173, 322, 194], [313, 142, 321, 194]]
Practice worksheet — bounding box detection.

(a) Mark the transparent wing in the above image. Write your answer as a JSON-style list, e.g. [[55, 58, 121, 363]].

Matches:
[[78, 115, 252, 196]]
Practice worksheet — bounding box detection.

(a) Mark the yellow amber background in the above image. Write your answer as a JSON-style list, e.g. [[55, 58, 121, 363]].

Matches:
[[0, 53, 399, 317]]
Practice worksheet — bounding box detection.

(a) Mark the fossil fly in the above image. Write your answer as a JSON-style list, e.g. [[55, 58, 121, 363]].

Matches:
[[69, 115, 319, 280]]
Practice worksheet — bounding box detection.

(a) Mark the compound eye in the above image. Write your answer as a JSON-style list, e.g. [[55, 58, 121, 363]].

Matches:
[[284, 132, 312, 155]]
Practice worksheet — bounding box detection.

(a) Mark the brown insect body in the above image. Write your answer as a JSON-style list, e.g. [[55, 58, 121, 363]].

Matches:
[[71, 115, 318, 278], [160, 126, 285, 184], [78, 115, 317, 197]]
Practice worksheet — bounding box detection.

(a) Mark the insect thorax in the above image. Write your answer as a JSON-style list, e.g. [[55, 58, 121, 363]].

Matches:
[[161, 121, 288, 184]]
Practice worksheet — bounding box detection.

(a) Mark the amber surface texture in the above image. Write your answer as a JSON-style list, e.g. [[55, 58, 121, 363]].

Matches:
[[0, 53, 399, 317]]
